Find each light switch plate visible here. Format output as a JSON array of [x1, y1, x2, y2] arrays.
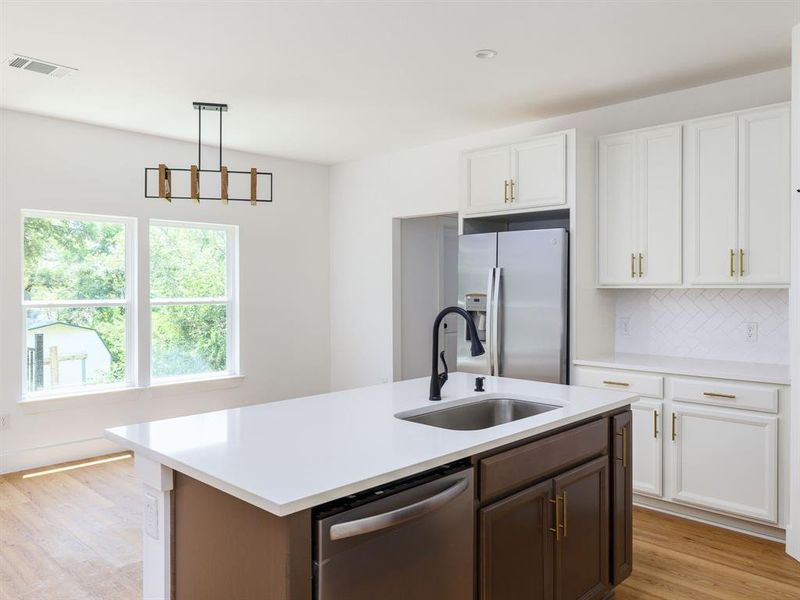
[[144, 492, 159, 540]]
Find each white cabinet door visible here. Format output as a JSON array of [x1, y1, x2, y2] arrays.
[[685, 116, 739, 285], [510, 133, 566, 209], [670, 403, 778, 522], [598, 133, 637, 285], [631, 399, 663, 497], [464, 146, 510, 213], [638, 126, 682, 285], [737, 106, 791, 285]]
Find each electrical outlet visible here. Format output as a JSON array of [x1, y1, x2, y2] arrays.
[[0, 414, 9, 431], [619, 317, 632, 337], [144, 492, 159, 540], [744, 322, 758, 343]]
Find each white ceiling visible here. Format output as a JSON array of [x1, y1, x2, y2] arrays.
[[1, 1, 797, 164]]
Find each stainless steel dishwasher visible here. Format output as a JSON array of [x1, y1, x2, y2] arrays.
[[314, 463, 474, 600]]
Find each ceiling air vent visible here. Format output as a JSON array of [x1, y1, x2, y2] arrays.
[[5, 54, 77, 78]]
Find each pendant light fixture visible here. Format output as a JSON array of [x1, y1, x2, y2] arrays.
[[144, 102, 272, 205]]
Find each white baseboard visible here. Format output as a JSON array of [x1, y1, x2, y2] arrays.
[[634, 494, 785, 543], [786, 524, 800, 562], [0, 436, 125, 475]]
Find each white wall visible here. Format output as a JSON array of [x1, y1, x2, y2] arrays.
[[397, 215, 458, 380], [0, 110, 331, 473], [329, 68, 791, 391]]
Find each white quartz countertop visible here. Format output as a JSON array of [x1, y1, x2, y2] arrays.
[[105, 373, 636, 516], [574, 353, 790, 385]]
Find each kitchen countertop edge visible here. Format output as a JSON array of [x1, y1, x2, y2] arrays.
[[574, 354, 790, 386], [105, 376, 636, 517]]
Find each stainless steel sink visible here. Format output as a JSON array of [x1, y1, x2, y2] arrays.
[[398, 397, 559, 431]]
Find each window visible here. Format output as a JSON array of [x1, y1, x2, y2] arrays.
[[22, 211, 134, 396], [20, 211, 239, 401], [149, 221, 237, 381]]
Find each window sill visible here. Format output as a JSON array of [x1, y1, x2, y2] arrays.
[[19, 385, 145, 413], [147, 374, 245, 398], [18, 374, 245, 413]]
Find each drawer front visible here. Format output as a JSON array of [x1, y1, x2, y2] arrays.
[[480, 418, 609, 503], [671, 377, 778, 413], [574, 367, 663, 399]]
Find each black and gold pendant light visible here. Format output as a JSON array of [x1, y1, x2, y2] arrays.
[[144, 102, 272, 205]]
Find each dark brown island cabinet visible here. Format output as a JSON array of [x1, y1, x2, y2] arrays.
[[172, 407, 633, 600]]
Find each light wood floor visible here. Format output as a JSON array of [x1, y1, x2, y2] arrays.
[[1, 455, 799, 600]]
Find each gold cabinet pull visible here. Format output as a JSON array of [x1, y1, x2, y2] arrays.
[[704, 391, 736, 399], [509, 179, 515, 201], [631, 253, 636, 278], [603, 380, 629, 387], [562, 491, 568, 537], [549, 495, 563, 540], [615, 427, 628, 468], [503, 180, 509, 203], [671, 412, 677, 441], [730, 249, 735, 277], [638, 253, 644, 277], [740, 249, 745, 276], [654, 410, 659, 439]]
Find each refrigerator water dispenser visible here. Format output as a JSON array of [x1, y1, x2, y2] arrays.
[[464, 293, 487, 342]]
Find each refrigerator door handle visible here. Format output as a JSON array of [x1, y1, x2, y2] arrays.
[[485, 268, 496, 376], [491, 266, 502, 376]]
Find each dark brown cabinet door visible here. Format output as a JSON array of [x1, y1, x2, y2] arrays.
[[553, 456, 610, 600], [611, 410, 633, 584], [480, 479, 554, 600]]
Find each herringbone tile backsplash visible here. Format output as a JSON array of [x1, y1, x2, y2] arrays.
[[614, 288, 789, 365]]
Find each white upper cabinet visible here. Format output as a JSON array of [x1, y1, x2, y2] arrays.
[[685, 104, 790, 286], [597, 125, 682, 286], [737, 107, 791, 285], [463, 146, 510, 212], [598, 133, 637, 285], [599, 102, 790, 289], [462, 132, 567, 215], [510, 133, 566, 209], [638, 127, 682, 285], [685, 115, 741, 284]]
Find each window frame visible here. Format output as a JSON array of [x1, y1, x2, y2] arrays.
[[148, 219, 239, 384], [20, 209, 138, 399]]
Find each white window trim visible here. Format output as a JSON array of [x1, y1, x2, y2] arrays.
[[148, 219, 239, 384], [20, 209, 138, 400], [18, 212, 240, 403]]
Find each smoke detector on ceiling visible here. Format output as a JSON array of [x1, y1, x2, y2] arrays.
[[6, 54, 77, 78]]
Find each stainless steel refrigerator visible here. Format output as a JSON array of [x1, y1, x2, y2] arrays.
[[457, 228, 568, 383]]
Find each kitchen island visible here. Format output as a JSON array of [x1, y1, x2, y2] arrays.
[[106, 372, 637, 600]]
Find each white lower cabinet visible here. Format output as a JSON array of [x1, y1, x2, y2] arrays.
[[631, 400, 662, 497], [670, 403, 778, 523], [574, 365, 784, 528]]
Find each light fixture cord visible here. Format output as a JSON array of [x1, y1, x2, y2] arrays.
[[198, 106, 202, 170]]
